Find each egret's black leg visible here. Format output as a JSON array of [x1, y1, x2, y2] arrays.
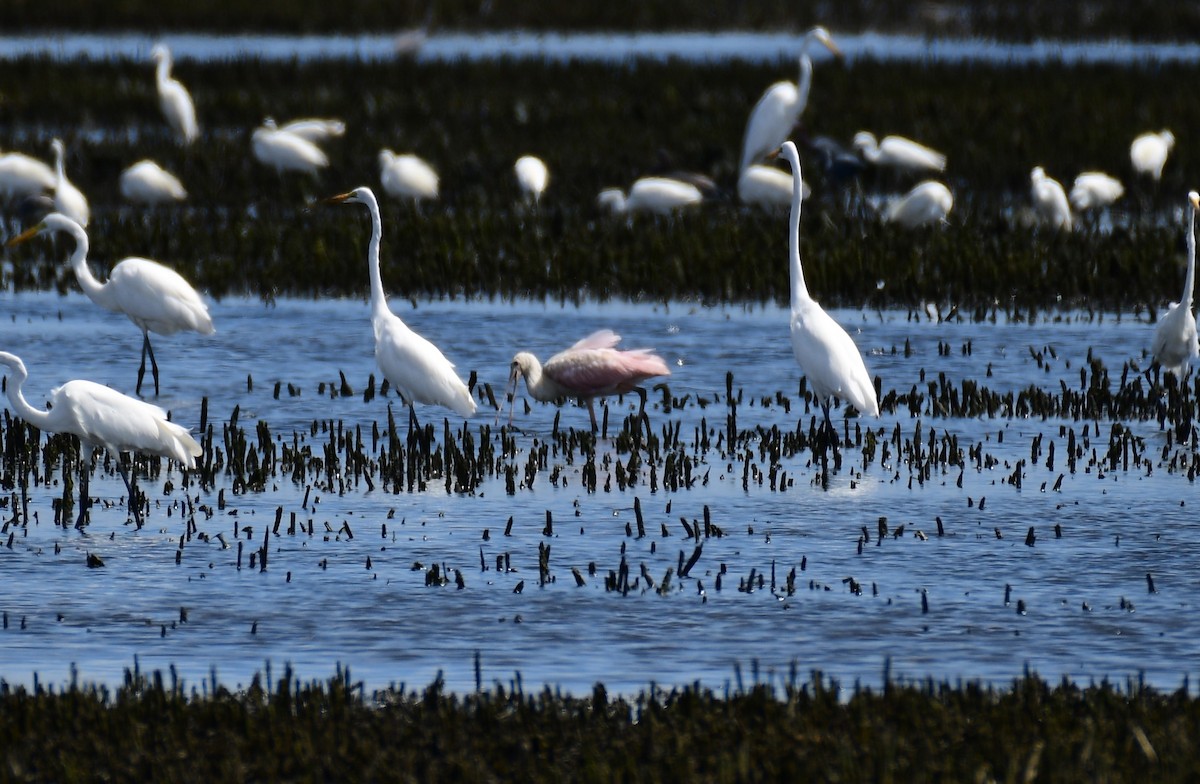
[[75, 466, 91, 529], [117, 456, 144, 529], [146, 334, 160, 396]]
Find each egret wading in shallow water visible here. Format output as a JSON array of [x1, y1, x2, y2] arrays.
[[50, 139, 89, 227], [514, 155, 549, 205], [119, 159, 187, 205], [853, 132, 946, 177], [7, 214, 214, 396], [0, 352, 201, 528], [324, 187, 476, 429], [778, 141, 879, 439], [379, 150, 439, 203], [151, 44, 198, 145], [1151, 191, 1200, 377], [739, 27, 840, 172], [252, 122, 329, 176], [1131, 130, 1174, 182], [272, 117, 346, 145], [884, 181, 953, 228], [1069, 172, 1124, 212], [507, 330, 670, 433]]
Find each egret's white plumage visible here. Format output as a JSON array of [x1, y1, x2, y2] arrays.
[[1151, 191, 1200, 377], [326, 186, 475, 422], [50, 138, 89, 227], [597, 177, 703, 215], [151, 44, 198, 144], [737, 164, 809, 208], [119, 160, 187, 204], [1069, 171, 1125, 211], [379, 150, 439, 202], [0, 148, 55, 203], [252, 124, 328, 175], [885, 181, 954, 228], [514, 155, 549, 204], [779, 141, 879, 424], [0, 351, 201, 527], [853, 132, 946, 175], [507, 330, 670, 431], [739, 27, 840, 172], [1030, 166, 1072, 231], [8, 214, 214, 396], [1131, 130, 1174, 181], [275, 118, 346, 144]]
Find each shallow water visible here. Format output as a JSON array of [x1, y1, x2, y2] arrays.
[[0, 290, 1193, 695], [2, 31, 1200, 65]]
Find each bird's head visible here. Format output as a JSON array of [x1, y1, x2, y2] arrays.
[[150, 43, 170, 63], [323, 187, 375, 207], [50, 138, 64, 157], [1190, 191, 1199, 210], [378, 149, 396, 169], [805, 27, 842, 59], [6, 213, 81, 248]]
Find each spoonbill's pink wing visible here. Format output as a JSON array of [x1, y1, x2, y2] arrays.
[[546, 347, 670, 396], [566, 329, 622, 352]]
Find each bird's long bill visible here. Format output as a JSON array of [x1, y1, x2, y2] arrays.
[[321, 191, 354, 206], [503, 365, 521, 426], [5, 223, 45, 248]]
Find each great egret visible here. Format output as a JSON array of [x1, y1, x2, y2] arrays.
[[0, 351, 201, 528], [885, 181, 953, 228], [0, 148, 55, 203], [737, 163, 809, 208], [119, 159, 187, 204], [739, 27, 841, 172], [1069, 172, 1125, 211], [1030, 166, 1072, 231], [50, 138, 89, 227], [1151, 191, 1200, 377], [779, 141, 879, 432], [1131, 130, 1174, 181], [378, 150, 439, 203], [274, 118, 346, 145], [853, 132, 947, 175], [8, 214, 214, 396], [325, 187, 476, 426], [151, 44, 198, 145], [252, 123, 328, 175], [597, 177, 703, 215], [507, 330, 670, 432], [514, 155, 549, 204]]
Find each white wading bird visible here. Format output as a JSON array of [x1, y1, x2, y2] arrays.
[[0, 351, 201, 528], [50, 138, 89, 227], [151, 44, 198, 144], [1151, 191, 1200, 377], [324, 187, 476, 428], [8, 214, 214, 396], [379, 149, 439, 202], [119, 160, 187, 205], [778, 141, 879, 433]]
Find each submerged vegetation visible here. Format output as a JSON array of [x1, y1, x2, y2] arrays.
[[1, 57, 1198, 310], [1, 665, 1198, 782]]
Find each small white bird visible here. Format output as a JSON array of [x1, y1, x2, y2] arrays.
[[1131, 130, 1174, 182], [252, 123, 328, 175], [1069, 172, 1125, 212], [119, 160, 187, 205], [0, 351, 202, 528], [325, 187, 475, 426], [50, 139, 89, 227], [597, 177, 703, 216], [1030, 166, 1072, 231], [0, 148, 55, 204], [274, 118, 346, 145], [737, 164, 809, 208], [739, 27, 841, 172], [379, 150, 439, 202], [779, 141, 879, 430], [853, 132, 946, 175], [514, 155, 549, 204], [151, 44, 198, 145], [1151, 191, 1200, 377], [507, 330, 671, 432], [8, 214, 215, 396], [885, 181, 954, 228]]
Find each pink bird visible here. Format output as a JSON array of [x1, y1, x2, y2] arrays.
[[507, 330, 671, 431]]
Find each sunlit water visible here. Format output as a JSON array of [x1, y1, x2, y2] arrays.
[[2, 31, 1199, 65], [0, 290, 1193, 696]]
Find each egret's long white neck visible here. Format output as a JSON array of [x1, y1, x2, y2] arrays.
[[155, 54, 172, 87], [360, 191, 390, 320], [54, 218, 114, 311], [0, 354, 51, 431], [781, 145, 811, 309], [795, 56, 813, 117], [52, 143, 66, 183], [1185, 199, 1197, 307]]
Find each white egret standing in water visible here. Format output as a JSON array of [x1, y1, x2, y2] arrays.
[[1131, 130, 1174, 182], [597, 177, 703, 215], [885, 181, 953, 228], [1152, 191, 1200, 377], [514, 155, 549, 204], [151, 44, 198, 144], [0, 351, 201, 528], [119, 160, 187, 205], [379, 150, 440, 203], [50, 138, 89, 227], [7, 214, 214, 396]]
